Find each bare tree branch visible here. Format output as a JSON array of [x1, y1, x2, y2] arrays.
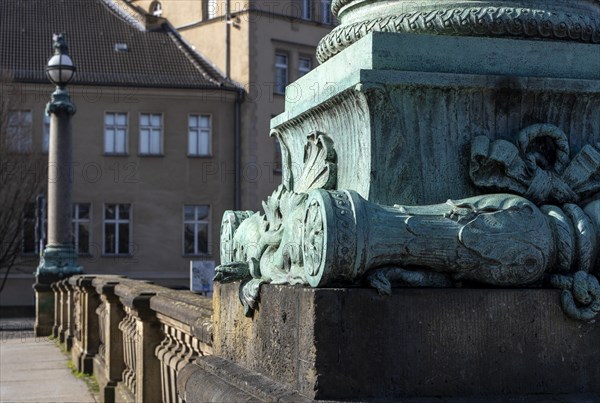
[[0, 71, 47, 292]]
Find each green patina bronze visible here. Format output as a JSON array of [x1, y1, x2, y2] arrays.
[[216, 0, 600, 320]]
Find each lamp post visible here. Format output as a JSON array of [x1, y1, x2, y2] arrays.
[[34, 33, 82, 337]]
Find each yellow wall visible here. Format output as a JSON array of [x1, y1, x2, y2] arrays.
[[1, 83, 237, 306]]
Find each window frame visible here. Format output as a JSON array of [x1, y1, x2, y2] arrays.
[[321, 0, 332, 24], [139, 112, 164, 156], [298, 55, 312, 77], [301, 0, 312, 20], [274, 52, 289, 95], [21, 203, 38, 255], [187, 113, 212, 157], [103, 111, 129, 155], [72, 203, 92, 256], [182, 205, 211, 256], [7, 109, 33, 153], [103, 203, 132, 256], [207, 0, 217, 19]]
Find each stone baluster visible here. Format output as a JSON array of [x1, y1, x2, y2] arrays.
[[92, 276, 126, 403], [64, 278, 76, 350], [69, 275, 83, 360], [115, 282, 165, 403], [118, 310, 137, 400], [51, 281, 61, 338], [57, 279, 73, 346], [68, 275, 100, 374]]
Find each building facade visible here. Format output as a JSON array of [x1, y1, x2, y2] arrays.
[[129, 0, 335, 209], [0, 0, 239, 307]]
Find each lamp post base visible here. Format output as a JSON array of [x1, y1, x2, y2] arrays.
[[34, 245, 82, 336], [36, 245, 82, 278]]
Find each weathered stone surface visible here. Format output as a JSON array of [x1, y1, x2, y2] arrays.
[[150, 290, 213, 346], [179, 356, 311, 403], [272, 32, 600, 207], [214, 282, 600, 400], [92, 276, 126, 403], [33, 272, 63, 336], [151, 290, 214, 403], [114, 280, 165, 403]]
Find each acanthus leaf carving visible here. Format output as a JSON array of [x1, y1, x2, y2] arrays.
[[216, 132, 337, 315], [294, 131, 337, 193]]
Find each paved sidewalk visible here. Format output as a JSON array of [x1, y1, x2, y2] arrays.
[[0, 319, 95, 403]]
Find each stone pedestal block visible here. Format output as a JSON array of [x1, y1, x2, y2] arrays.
[[33, 273, 63, 337], [271, 32, 600, 206], [212, 282, 600, 400]]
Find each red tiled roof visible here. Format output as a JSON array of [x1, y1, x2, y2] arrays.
[[0, 0, 232, 89]]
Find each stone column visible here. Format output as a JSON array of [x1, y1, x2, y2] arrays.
[[34, 34, 82, 337]]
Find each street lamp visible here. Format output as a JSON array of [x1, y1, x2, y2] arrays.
[[46, 38, 76, 88], [35, 33, 82, 337]]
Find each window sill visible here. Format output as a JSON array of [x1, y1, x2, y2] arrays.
[[101, 253, 135, 258], [183, 254, 212, 258], [103, 152, 129, 157], [138, 153, 164, 157], [187, 154, 213, 159]]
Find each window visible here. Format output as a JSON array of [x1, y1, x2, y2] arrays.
[[72, 203, 91, 255], [184, 205, 209, 255], [139, 113, 162, 155], [321, 0, 332, 24], [104, 112, 128, 154], [21, 200, 90, 255], [207, 0, 217, 18], [104, 204, 131, 255], [274, 53, 288, 94], [188, 114, 211, 156], [301, 0, 311, 20], [299, 56, 312, 77], [42, 114, 50, 153], [150, 1, 162, 16], [22, 203, 37, 254], [7, 110, 32, 153], [22, 199, 47, 254]]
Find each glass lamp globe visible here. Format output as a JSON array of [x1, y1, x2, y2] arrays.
[[46, 52, 76, 87]]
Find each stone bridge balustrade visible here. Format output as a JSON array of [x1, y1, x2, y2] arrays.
[[92, 276, 127, 403], [69, 275, 103, 374], [46, 275, 217, 402], [150, 291, 213, 403], [51, 281, 61, 338], [57, 279, 75, 348], [114, 281, 170, 403]]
